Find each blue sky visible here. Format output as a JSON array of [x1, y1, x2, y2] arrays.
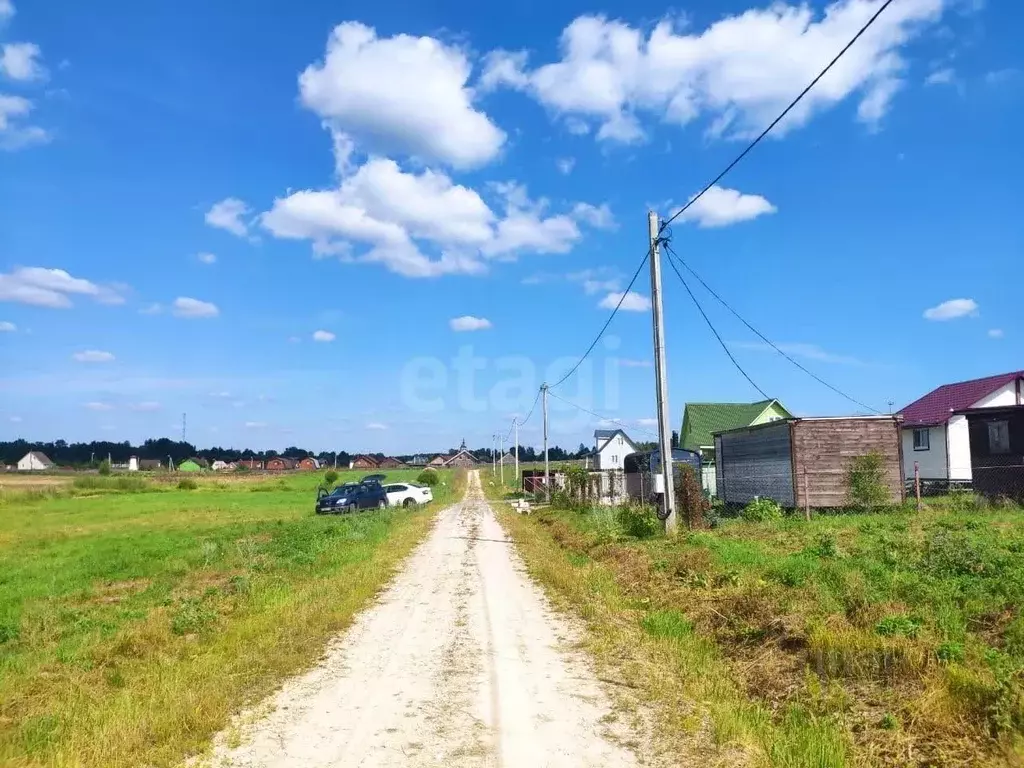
[[0, 0, 1020, 454]]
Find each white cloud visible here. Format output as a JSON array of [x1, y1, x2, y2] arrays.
[[925, 67, 955, 86], [730, 340, 865, 365], [0, 320, 14, 331], [568, 267, 620, 295], [450, 315, 492, 331], [197, 252, 217, 265], [675, 185, 777, 228], [287, 335, 301, 343], [615, 358, 652, 367], [72, 350, 115, 363], [205, 198, 251, 237], [366, 422, 388, 430], [172, 297, 219, 318], [636, 417, 659, 427], [312, 329, 336, 342], [9, 415, 21, 423], [0, 94, 49, 151], [139, 302, 163, 315], [244, 421, 267, 429], [0, 266, 120, 308], [556, 157, 575, 174], [299, 22, 505, 169], [1, 42, 45, 81], [923, 298, 978, 321], [571, 202, 617, 229], [985, 68, 1020, 86], [0, 0, 13, 22], [262, 160, 587, 277], [599, 290, 650, 312], [129, 401, 162, 412], [84, 401, 113, 411], [988, 328, 1004, 339], [483, 2, 946, 143]]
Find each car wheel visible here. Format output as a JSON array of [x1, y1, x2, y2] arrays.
[[377, 499, 387, 509], [403, 498, 415, 507]]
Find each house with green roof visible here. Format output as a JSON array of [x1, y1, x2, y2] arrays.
[[681, 399, 792, 464]]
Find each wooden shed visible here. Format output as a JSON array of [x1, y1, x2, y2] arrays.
[[714, 416, 904, 508]]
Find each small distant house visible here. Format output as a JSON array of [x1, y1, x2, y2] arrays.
[[350, 455, 380, 470], [498, 452, 516, 465], [407, 455, 430, 466], [298, 457, 320, 471], [427, 455, 447, 467], [715, 416, 904, 509], [237, 459, 263, 470], [266, 457, 298, 471], [898, 371, 1024, 483], [592, 429, 638, 471], [17, 451, 54, 471], [177, 459, 204, 473], [211, 460, 236, 471], [377, 457, 406, 469], [139, 459, 162, 471], [955, 405, 1024, 500], [445, 450, 480, 468]]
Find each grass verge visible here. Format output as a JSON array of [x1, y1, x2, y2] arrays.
[[489, 477, 1024, 766], [0, 468, 463, 767]]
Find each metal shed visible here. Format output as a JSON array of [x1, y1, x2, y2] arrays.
[[714, 416, 905, 508]]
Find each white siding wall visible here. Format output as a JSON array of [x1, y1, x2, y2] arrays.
[[902, 425, 948, 479], [974, 381, 1020, 408], [947, 415, 972, 480], [596, 435, 630, 471]]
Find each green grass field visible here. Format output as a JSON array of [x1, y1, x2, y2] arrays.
[[490, 477, 1024, 767], [0, 468, 460, 767]]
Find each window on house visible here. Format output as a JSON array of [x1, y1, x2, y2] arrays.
[[617, 436, 623, 446], [611, 454, 618, 464], [913, 429, 930, 451], [988, 420, 1011, 454]]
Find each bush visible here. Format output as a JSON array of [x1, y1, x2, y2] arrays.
[[98, 460, 111, 476], [177, 478, 198, 491], [417, 469, 439, 486], [847, 452, 889, 511], [324, 470, 339, 485], [742, 497, 783, 522], [675, 464, 709, 529], [616, 503, 660, 539]]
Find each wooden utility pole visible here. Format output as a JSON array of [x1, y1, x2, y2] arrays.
[[513, 417, 519, 492], [648, 211, 677, 531], [499, 434, 505, 486], [542, 383, 550, 503]]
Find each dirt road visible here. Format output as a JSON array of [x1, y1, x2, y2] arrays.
[[207, 470, 643, 767]]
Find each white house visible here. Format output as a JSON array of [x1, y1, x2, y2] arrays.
[[898, 370, 1024, 481], [17, 451, 55, 471], [592, 429, 638, 471]]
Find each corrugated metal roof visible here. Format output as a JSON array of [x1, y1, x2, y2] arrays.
[[681, 400, 780, 451], [899, 371, 1024, 426]]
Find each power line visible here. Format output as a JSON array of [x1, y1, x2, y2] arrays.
[[546, 389, 660, 440], [661, 244, 770, 401], [549, 247, 651, 390], [507, 386, 542, 441], [659, 0, 895, 233], [663, 241, 879, 413]]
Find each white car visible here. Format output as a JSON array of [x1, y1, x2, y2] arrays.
[[384, 482, 434, 507]]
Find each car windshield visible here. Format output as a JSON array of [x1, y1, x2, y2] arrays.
[[330, 485, 357, 497]]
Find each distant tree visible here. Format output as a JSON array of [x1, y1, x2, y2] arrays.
[[671, 430, 679, 449], [98, 459, 111, 476]]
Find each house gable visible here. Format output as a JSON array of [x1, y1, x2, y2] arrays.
[[899, 371, 1024, 427], [681, 400, 791, 454]]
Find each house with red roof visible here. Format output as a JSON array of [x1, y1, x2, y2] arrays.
[[898, 370, 1024, 482]]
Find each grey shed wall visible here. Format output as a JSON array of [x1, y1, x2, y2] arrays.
[[715, 422, 795, 507]]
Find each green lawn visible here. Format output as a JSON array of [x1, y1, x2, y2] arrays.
[[494, 481, 1024, 767], [0, 468, 460, 767]]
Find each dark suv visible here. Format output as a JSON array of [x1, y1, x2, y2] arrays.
[[315, 480, 389, 514]]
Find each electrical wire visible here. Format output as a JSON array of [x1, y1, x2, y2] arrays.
[[662, 244, 771, 401], [659, 0, 895, 233], [549, 247, 651, 390], [506, 386, 542, 441], [663, 241, 880, 414], [546, 389, 660, 440]]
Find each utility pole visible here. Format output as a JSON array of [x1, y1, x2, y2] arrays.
[[649, 211, 677, 531], [499, 434, 504, 485], [513, 417, 519, 493], [492, 434, 496, 476], [542, 383, 550, 503]]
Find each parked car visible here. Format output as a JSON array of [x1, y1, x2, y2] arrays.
[[384, 482, 433, 507], [315, 481, 388, 514]]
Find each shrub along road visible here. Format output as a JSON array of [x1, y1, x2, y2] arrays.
[[206, 469, 653, 767]]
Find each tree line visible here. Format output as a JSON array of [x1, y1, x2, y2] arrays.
[[0, 438, 642, 468]]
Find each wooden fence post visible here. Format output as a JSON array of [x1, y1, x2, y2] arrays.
[[914, 461, 922, 512], [803, 467, 811, 521]]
